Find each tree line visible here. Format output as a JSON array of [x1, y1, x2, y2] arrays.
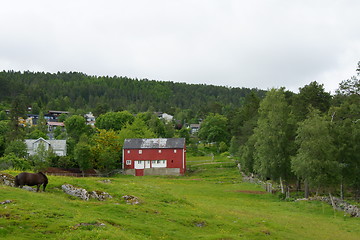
[[0, 70, 265, 118]]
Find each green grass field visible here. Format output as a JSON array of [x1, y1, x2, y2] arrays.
[[1, 155, 359, 240]]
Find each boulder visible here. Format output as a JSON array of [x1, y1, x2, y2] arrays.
[[122, 195, 140, 205], [90, 191, 113, 201], [0, 200, 12, 205]]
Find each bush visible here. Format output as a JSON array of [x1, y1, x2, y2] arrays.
[[218, 141, 228, 153], [0, 153, 31, 170]]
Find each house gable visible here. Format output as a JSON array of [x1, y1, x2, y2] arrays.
[[25, 138, 67, 156]]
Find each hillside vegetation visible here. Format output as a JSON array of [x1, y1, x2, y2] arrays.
[[1, 64, 359, 202], [0, 71, 265, 114], [1, 156, 359, 240]]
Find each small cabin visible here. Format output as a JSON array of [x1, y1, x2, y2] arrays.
[[122, 138, 186, 176]]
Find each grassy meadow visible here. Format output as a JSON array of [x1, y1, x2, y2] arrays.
[[1, 155, 360, 240]]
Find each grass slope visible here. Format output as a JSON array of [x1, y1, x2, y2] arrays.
[[1, 156, 359, 240]]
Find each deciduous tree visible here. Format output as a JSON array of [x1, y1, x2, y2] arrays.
[[198, 113, 229, 145], [95, 111, 134, 131], [253, 88, 295, 186], [291, 109, 339, 197]]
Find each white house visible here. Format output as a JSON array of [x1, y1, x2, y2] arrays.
[[25, 138, 67, 156], [160, 113, 173, 122], [84, 112, 96, 126]]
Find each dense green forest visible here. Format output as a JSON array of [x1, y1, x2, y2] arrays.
[[0, 70, 265, 117], [0, 62, 359, 200]]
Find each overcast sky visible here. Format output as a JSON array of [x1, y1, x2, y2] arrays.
[[1, 0, 359, 93]]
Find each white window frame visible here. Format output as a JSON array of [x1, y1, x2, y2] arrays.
[[139, 150, 142, 154], [174, 149, 177, 153], [134, 160, 144, 169], [126, 160, 131, 165], [152, 160, 167, 168]]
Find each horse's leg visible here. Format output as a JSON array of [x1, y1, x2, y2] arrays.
[[36, 184, 40, 192], [43, 183, 47, 192]]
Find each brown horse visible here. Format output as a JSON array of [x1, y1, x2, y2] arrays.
[[14, 172, 48, 192]]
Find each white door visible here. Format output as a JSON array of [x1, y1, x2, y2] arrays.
[[134, 160, 144, 169]]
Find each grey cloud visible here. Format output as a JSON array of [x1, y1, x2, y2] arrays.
[[1, 0, 359, 93]]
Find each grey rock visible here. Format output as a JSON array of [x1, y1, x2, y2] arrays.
[[62, 184, 90, 201], [62, 184, 112, 201]]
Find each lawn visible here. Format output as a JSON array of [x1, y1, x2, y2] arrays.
[[0, 155, 359, 239]]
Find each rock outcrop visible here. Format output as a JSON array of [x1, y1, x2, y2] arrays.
[[0, 173, 15, 187], [61, 184, 112, 201]]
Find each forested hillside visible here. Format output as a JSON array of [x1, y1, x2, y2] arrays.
[[0, 63, 359, 201], [0, 71, 265, 115]]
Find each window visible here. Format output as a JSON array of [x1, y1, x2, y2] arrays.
[[152, 160, 167, 168], [126, 160, 131, 165], [139, 150, 142, 154], [174, 149, 177, 153], [158, 150, 162, 153], [127, 150, 130, 154]]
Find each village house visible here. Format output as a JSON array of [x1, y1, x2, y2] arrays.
[[122, 138, 186, 176], [155, 112, 174, 122], [47, 121, 65, 132], [84, 112, 96, 126], [25, 137, 67, 156], [189, 123, 201, 134]]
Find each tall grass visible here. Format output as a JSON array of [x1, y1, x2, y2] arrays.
[[0, 156, 359, 239]]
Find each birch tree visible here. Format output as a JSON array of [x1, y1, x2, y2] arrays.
[[291, 109, 339, 198], [253, 88, 295, 189]]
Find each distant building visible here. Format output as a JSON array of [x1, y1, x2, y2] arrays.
[[84, 112, 96, 126], [48, 110, 70, 116], [122, 138, 186, 176], [26, 114, 39, 127], [189, 124, 201, 134], [47, 122, 65, 132], [155, 112, 174, 122], [25, 138, 67, 156], [160, 113, 173, 122]]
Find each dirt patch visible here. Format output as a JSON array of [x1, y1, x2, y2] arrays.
[[0, 213, 11, 219], [73, 222, 106, 229], [228, 190, 267, 194]]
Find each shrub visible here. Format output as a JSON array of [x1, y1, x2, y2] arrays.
[[0, 153, 32, 170]]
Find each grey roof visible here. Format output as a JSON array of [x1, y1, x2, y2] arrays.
[[123, 138, 185, 149]]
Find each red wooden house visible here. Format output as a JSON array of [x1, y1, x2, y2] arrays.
[[122, 138, 186, 176]]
